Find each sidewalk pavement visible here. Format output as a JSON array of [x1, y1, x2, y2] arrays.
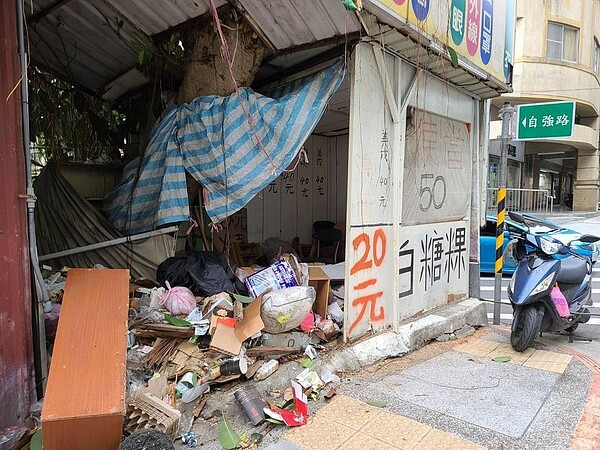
[[265, 324, 600, 450], [184, 298, 600, 449]]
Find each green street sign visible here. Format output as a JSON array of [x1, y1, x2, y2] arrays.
[[516, 101, 575, 140]]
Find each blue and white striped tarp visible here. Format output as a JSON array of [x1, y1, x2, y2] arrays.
[[105, 60, 345, 235]]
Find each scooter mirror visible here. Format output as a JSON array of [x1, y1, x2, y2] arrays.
[[578, 234, 600, 243], [508, 211, 525, 224]]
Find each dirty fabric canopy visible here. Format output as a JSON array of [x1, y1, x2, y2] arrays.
[[34, 164, 175, 280], [105, 59, 346, 234]]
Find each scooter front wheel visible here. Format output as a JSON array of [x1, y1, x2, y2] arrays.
[[511, 306, 540, 352]]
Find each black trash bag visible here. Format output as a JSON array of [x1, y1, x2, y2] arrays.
[[157, 251, 237, 296], [119, 430, 174, 450]]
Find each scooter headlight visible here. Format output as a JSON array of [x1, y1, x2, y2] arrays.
[[531, 272, 555, 296], [539, 236, 563, 255]]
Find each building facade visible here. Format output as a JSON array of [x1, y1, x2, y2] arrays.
[[491, 0, 600, 211]]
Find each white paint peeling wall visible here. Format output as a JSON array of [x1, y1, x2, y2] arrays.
[[246, 134, 349, 245], [344, 42, 478, 341]]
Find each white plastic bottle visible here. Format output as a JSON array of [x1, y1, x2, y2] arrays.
[[254, 359, 279, 381]]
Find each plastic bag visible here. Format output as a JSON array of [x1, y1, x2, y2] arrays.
[[157, 251, 236, 296], [551, 285, 570, 318], [261, 286, 316, 333], [159, 281, 195, 315]]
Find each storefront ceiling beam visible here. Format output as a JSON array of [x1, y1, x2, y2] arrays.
[[27, 0, 73, 24]]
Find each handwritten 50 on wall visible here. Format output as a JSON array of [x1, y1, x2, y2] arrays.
[[398, 221, 470, 321], [346, 225, 394, 340], [403, 110, 471, 225]]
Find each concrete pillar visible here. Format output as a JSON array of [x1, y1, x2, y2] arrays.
[[573, 149, 600, 211], [532, 155, 541, 189]]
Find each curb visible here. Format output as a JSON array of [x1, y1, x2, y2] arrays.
[[323, 298, 488, 373]]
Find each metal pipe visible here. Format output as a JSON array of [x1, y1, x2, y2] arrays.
[[39, 226, 179, 261], [16, 0, 49, 396], [494, 102, 514, 324]]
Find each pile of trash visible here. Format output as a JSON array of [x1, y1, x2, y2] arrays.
[[124, 250, 345, 447]]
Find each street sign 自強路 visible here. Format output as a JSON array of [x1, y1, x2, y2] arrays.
[[516, 101, 575, 140]]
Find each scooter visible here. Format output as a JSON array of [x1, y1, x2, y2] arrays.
[[506, 212, 600, 352]]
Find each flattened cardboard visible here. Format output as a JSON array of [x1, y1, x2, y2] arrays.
[[210, 323, 242, 356], [308, 266, 330, 318], [210, 297, 265, 356], [235, 297, 265, 341]]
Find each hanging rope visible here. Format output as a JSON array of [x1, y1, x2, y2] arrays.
[[207, 0, 279, 174]]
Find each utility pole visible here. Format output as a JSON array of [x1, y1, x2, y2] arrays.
[[494, 102, 514, 324]]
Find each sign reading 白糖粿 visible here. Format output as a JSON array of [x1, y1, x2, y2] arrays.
[[365, 0, 515, 86]]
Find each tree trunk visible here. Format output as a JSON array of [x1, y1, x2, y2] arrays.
[[176, 9, 265, 103], [177, 8, 266, 239]]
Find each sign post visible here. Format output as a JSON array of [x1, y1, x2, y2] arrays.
[[494, 102, 514, 325], [516, 101, 575, 140]]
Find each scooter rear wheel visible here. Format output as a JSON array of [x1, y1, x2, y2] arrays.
[[511, 306, 540, 352]]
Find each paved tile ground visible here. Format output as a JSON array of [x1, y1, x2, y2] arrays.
[[455, 338, 573, 373], [570, 375, 600, 450], [284, 395, 487, 450]]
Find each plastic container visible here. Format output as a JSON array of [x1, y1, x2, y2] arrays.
[[254, 359, 279, 381], [233, 386, 268, 425]]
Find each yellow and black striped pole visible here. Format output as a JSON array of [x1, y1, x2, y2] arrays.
[[494, 102, 513, 325], [495, 188, 506, 274], [493, 187, 506, 324]]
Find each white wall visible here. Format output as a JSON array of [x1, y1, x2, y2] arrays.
[[246, 134, 349, 245], [344, 42, 477, 340]]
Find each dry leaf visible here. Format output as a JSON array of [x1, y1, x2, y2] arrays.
[[324, 386, 337, 400], [245, 360, 264, 379], [269, 389, 282, 399], [283, 387, 294, 402]]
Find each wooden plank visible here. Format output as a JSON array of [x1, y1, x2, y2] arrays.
[[42, 269, 129, 450]]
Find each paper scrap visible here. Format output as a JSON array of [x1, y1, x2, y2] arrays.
[[264, 381, 307, 427]]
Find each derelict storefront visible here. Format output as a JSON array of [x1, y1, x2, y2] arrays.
[[343, 42, 478, 340], [343, 0, 516, 340]]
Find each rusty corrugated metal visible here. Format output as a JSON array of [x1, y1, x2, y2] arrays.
[[25, 0, 226, 95], [0, 0, 35, 433], [367, 20, 507, 99], [237, 0, 360, 49], [25, 0, 357, 96]]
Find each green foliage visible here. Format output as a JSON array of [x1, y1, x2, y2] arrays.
[[218, 413, 241, 449], [27, 19, 188, 164], [29, 68, 124, 162], [164, 314, 192, 327], [448, 47, 459, 69]]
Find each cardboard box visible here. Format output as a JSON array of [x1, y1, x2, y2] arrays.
[[308, 266, 330, 318], [42, 269, 129, 450]]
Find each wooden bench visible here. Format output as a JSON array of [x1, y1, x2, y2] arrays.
[[42, 269, 129, 450]]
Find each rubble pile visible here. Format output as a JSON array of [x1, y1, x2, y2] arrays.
[[120, 251, 345, 447]]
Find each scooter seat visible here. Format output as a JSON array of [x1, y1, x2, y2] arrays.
[[556, 257, 588, 284]]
